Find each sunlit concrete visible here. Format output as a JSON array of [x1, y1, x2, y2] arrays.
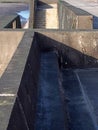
[[63, 0, 98, 17], [0, 31, 24, 77]]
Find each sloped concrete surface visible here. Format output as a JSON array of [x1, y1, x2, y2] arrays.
[[0, 31, 24, 77], [75, 68, 98, 124], [1, 29, 98, 130], [63, 0, 98, 17], [62, 69, 98, 130], [0, 31, 34, 130], [34, 4, 58, 29], [35, 51, 67, 130]]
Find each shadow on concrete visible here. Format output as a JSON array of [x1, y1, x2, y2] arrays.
[[37, 0, 58, 5], [37, 1, 54, 8], [7, 36, 41, 130], [6, 32, 98, 130], [35, 32, 98, 130], [36, 32, 98, 69], [93, 16, 98, 29], [34, 2, 47, 29]]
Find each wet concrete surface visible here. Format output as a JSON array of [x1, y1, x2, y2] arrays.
[[34, 50, 98, 130], [1, 30, 98, 129], [35, 51, 67, 130], [76, 68, 98, 125], [62, 68, 98, 130]]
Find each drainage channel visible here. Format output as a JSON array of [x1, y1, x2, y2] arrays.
[[34, 51, 67, 130]]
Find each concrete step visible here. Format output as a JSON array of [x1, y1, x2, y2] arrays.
[[34, 4, 58, 29]]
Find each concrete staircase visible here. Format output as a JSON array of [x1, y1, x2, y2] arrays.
[[34, 4, 59, 29], [34, 9, 46, 28]]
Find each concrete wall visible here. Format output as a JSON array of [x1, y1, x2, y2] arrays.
[[29, 0, 34, 28], [7, 33, 41, 130], [29, 0, 37, 28], [0, 30, 41, 130], [58, 1, 93, 29], [36, 30, 98, 68], [0, 31, 24, 77], [1, 30, 98, 130], [78, 15, 93, 29]]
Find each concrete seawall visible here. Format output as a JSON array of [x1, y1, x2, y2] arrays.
[[1, 30, 98, 130], [1, 0, 98, 130], [58, 1, 93, 29], [36, 30, 98, 68], [0, 31, 36, 130], [7, 32, 41, 130]]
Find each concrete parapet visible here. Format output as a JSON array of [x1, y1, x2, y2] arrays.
[[29, 0, 38, 28], [58, 1, 93, 29], [36, 30, 98, 67], [1, 30, 98, 129], [0, 30, 34, 130]]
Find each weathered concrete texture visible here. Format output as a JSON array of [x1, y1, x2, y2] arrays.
[[7, 31, 41, 130], [63, 0, 98, 17], [58, 1, 93, 29], [29, 0, 35, 28], [1, 30, 98, 130], [36, 30, 98, 67], [0, 31, 24, 77], [0, 30, 33, 130], [34, 4, 58, 29], [16, 37, 41, 130]]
